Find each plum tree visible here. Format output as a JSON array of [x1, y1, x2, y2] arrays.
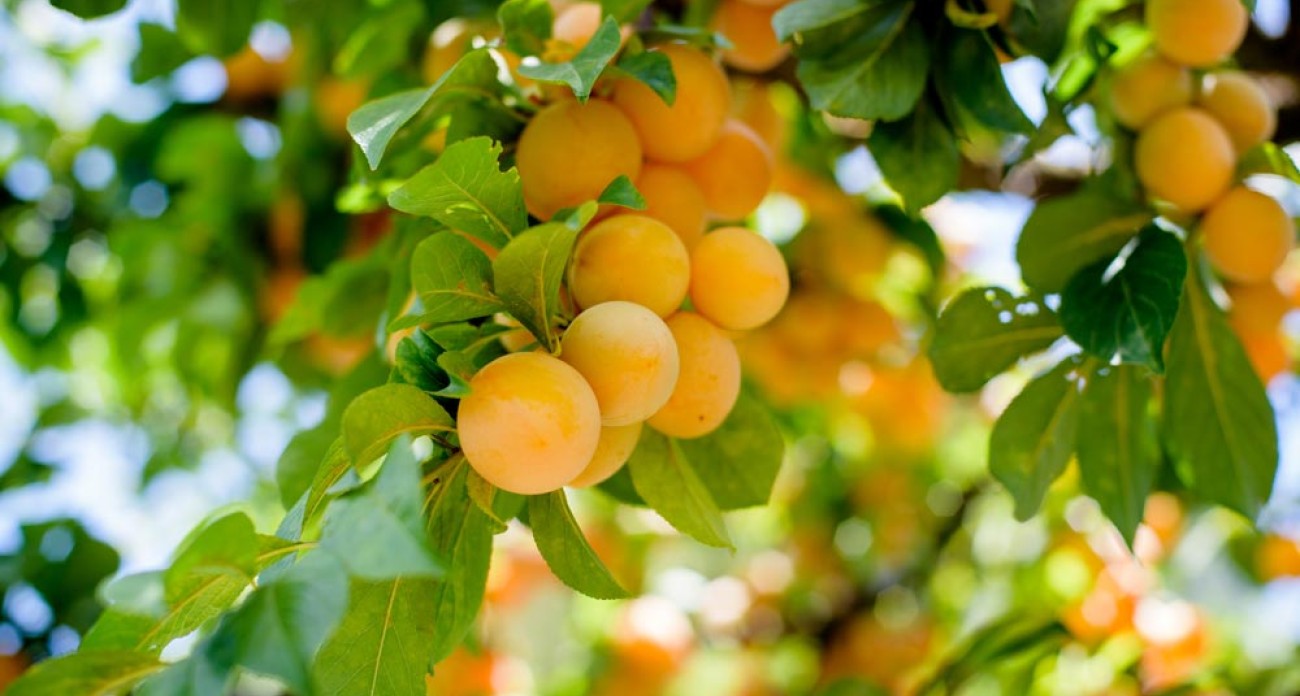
[[569, 214, 691, 317], [634, 164, 708, 250], [1201, 187, 1296, 284], [683, 119, 773, 220], [689, 227, 790, 330], [1108, 53, 1192, 130], [1145, 0, 1247, 67], [458, 353, 602, 495], [1134, 107, 1235, 212], [560, 301, 680, 426], [1198, 71, 1277, 154], [612, 43, 731, 163], [516, 99, 643, 220], [648, 312, 742, 438], [568, 422, 644, 488]]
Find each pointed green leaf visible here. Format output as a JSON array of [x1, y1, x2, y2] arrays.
[[628, 430, 732, 547], [1237, 142, 1300, 184], [1164, 264, 1278, 520], [615, 49, 676, 105], [1016, 189, 1153, 293], [492, 222, 581, 351], [528, 491, 631, 599], [989, 358, 1083, 520], [675, 391, 784, 509], [936, 28, 1032, 135], [5, 650, 163, 696], [389, 137, 527, 249], [597, 175, 647, 211], [313, 578, 438, 696], [425, 459, 498, 661], [1077, 364, 1159, 546], [341, 384, 455, 466], [135, 646, 228, 696], [517, 17, 623, 100], [868, 101, 959, 212], [499, 0, 554, 56], [49, 0, 128, 18], [929, 287, 1062, 393], [410, 232, 503, 323], [1059, 226, 1186, 370]]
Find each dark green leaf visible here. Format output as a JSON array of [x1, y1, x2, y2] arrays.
[[1164, 264, 1278, 519], [321, 438, 443, 579], [410, 232, 502, 323], [1016, 189, 1153, 293], [492, 222, 581, 351], [394, 329, 452, 392], [990, 358, 1083, 520], [499, 0, 554, 56], [1077, 364, 1159, 546], [868, 101, 959, 212], [389, 136, 527, 249], [206, 553, 349, 694], [527, 491, 631, 599], [175, 0, 257, 57], [615, 49, 676, 106], [928, 287, 1062, 393], [49, 0, 128, 18], [676, 391, 784, 509], [313, 578, 438, 695], [597, 175, 647, 210], [341, 384, 455, 466], [936, 28, 1032, 135], [132, 24, 195, 82], [425, 459, 498, 660], [1059, 226, 1186, 370], [628, 431, 732, 547], [4, 651, 163, 696], [517, 17, 623, 100], [596, 466, 647, 506]]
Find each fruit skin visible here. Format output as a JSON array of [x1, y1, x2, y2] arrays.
[[516, 99, 643, 220], [648, 313, 742, 439], [560, 301, 681, 426], [1198, 71, 1277, 154], [1201, 187, 1295, 284], [690, 227, 790, 331], [634, 164, 708, 250], [569, 214, 691, 317], [569, 422, 643, 487], [458, 352, 602, 495], [1146, 0, 1247, 68], [711, 0, 791, 73], [684, 120, 773, 220], [1108, 53, 1193, 130], [1227, 281, 1292, 333], [612, 43, 732, 163], [552, 2, 603, 48], [1134, 107, 1235, 212]]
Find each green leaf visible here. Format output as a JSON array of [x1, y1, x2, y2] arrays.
[[389, 136, 527, 250], [79, 609, 160, 652], [394, 329, 452, 392], [135, 647, 228, 696], [466, 467, 512, 531], [615, 49, 676, 106], [276, 426, 336, 509], [499, 0, 554, 56], [349, 49, 506, 169], [1016, 189, 1153, 293], [333, 2, 424, 78], [4, 650, 163, 696], [1059, 226, 1186, 370], [341, 383, 455, 466], [517, 17, 623, 100], [527, 491, 631, 599], [425, 459, 499, 661], [602, 0, 653, 22], [304, 439, 353, 526], [777, 0, 928, 120], [313, 577, 438, 696], [132, 23, 195, 82], [175, 0, 257, 57], [1238, 142, 1300, 183], [206, 553, 349, 695], [321, 438, 443, 580], [1164, 263, 1278, 520], [597, 175, 647, 210], [49, 0, 128, 18], [676, 391, 784, 509], [492, 222, 581, 351], [628, 431, 732, 547], [596, 466, 647, 506], [1077, 364, 1159, 546], [867, 101, 959, 212], [990, 358, 1084, 520], [935, 28, 1032, 135], [928, 287, 1062, 393], [410, 232, 503, 323]]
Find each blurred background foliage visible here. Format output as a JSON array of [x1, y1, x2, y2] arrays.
[[0, 0, 1299, 694]]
